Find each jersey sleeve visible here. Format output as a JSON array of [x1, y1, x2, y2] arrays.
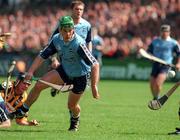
[[173, 42, 180, 57], [85, 27, 92, 44], [39, 40, 57, 59], [147, 42, 154, 54], [77, 43, 98, 66]]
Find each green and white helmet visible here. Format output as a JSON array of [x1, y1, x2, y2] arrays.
[[59, 16, 74, 29]]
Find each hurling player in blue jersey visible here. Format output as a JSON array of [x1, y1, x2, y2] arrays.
[[92, 27, 104, 67], [11, 16, 100, 131], [147, 24, 180, 100], [49, 0, 92, 97], [50, 0, 92, 52]]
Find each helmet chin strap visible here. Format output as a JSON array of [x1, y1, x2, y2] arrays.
[[14, 80, 20, 87]]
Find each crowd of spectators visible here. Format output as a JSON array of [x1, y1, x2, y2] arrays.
[[0, 0, 180, 60]]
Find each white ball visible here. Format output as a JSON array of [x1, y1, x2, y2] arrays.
[[167, 70, 176, 78]]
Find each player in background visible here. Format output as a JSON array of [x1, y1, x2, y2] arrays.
[[92, 27, 104, 68], [50, 0, 92, 51], [147, 24, 180, 100], [0, 73, 39, 128], [49, 0, 92, 97], [0, 32, 11, 51], [11, 16, 100, 131]]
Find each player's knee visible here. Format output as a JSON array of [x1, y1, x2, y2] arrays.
[[67, 103, 75, 110], [5, 119, 11, 127], [68, 102, 77, 110], [0, 119, 11, 128], [67, 103, 80, 112]]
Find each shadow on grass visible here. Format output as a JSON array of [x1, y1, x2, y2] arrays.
[[39, 120, 62, 123], [0, 129, 173, 136], [118, 131, 170, 136], [0, 129, 66, 133]]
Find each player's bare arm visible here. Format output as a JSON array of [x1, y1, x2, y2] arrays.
[[77, 43, 100, 99], [175, 57, 180, 71], [27, 41, 57, 79], [26, 55, 44, 79], [91, 62, 100, 99]]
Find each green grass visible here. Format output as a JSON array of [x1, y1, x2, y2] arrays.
[[0, 78, 180, 140]]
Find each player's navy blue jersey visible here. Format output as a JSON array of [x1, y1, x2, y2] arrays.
[[92, 35, 103, 58], [147, 37, 180, 64], [50, 18, 91, 44], [40, 33, 97, 77]]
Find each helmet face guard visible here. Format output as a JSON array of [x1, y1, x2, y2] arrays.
[[15, 72, 31, 87]]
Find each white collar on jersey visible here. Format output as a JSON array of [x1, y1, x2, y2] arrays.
[[79, 17, 83, 23], [74, 17, 83, 26]]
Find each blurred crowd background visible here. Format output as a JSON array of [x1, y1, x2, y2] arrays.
[[0, 0, 180, 60]]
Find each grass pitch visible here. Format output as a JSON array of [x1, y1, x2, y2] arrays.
[[0, 78, 180, 140]]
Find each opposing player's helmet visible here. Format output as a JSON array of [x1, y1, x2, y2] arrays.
[[59, 16, 74, 29], [15, 72, 31, 87]]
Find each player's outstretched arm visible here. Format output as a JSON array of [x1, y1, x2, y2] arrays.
[[26, 55, 44, 79], [175, 57, 180, 71], [16, 117, 39, 126], [91, 62, 100, 99], [77, 43, 100, 99]]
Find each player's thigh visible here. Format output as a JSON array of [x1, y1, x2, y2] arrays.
[[36, 70, 64, 89], [68, 92, 83, 108]]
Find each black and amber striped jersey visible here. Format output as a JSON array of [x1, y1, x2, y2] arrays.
[[0, 81, 27, 113]]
